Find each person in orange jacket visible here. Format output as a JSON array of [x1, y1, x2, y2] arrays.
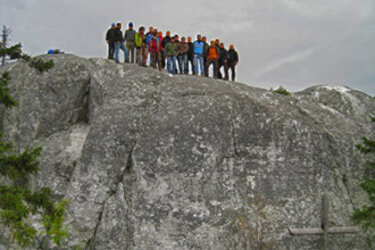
[[205, 40, 219, 78]]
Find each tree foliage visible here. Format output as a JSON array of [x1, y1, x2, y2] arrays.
[[0, 72, 17, 108], [0, 42, 54, 73], [273, 86, 291, 96], [0, 29, 68, 248], [351, 119, 375, 230], [0, 43, 22, 61]]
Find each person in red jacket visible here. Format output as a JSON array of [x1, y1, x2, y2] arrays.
[[158, 31, 164, 53], [148, 29, 162, 71], [205, 40, 219, 78]]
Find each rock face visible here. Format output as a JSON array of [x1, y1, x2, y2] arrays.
[[0, 54, 374, 249]]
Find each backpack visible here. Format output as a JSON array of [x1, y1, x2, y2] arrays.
[[146, 34, 153, 44], [150, 37, 159, 52]]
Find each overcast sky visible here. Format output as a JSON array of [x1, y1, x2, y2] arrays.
[[1, 0, 374, 95]]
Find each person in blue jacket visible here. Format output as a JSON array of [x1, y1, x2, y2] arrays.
[[193, 34, 205, 76]]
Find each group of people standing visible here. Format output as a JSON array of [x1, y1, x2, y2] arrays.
[[106, 22, 239, 81]]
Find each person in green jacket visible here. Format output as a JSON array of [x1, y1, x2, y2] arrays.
[[136, 26, 148, 67], [134, 27, 144, 64], [164, 36, 179, 74]]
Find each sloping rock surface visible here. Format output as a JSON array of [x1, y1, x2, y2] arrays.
[[0, 54, 374, 249]]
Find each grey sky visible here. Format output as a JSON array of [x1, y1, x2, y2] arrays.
[[1, 0, 374, 95]]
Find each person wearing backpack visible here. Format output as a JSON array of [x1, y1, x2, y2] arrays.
[[124, 22, 136, 63], [193, 34, 205, 76], [145, 26, 154, 66], [114, 22, 127, 63], [105, 23, 116, 60], [217, 43, 228, 79], [205, 40, 219, 78], [187, 36, 195, 75], [225, 44, 239, 81], [145, 26, 154, 38], [164, 36, 179, 74], [177, 37, 189, 74], [149, 30, 162, 71]]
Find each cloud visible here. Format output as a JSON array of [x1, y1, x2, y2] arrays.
[[0, 0, 374, 95], [253, 48, 317, 79]]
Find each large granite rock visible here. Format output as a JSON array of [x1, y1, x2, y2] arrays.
[[0, 54, 374, 249]]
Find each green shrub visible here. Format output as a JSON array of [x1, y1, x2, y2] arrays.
[[273, 86, 291, 96]]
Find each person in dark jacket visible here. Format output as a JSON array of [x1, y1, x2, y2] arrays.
[[161, 31, 171, 69], [177, 37, 189, 74], [114, 22, 127, 63], [225, 44, 239, 81], [124, 22, 136, 63], [217, 43, 227, 79], [105, 23, 116, 60], [202, 36, 209, 76], [173, 34, 180, 74], [187, 36, 195, 75], [215, 39, 220, 50]]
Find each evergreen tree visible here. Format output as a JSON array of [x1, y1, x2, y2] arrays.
[[0, 72, 17, 108], [1, 26, 12, 66], [1, 25, 54, 73], [352, 118, 375, 230], [0, 29, 68, 248]]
